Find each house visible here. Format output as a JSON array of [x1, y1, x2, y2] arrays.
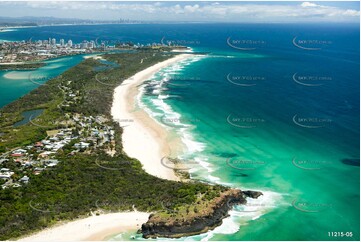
[[0, 169, 13, 180], [44, 144, 54, 150], [95, 116, 107, 124], [13, 149, 27, 154], [42, 140, 51, 145], [11, 153, 23, 157], [0, 168, 10, 173], [57, 132, 65, 137], [14, 158, 23, 163], [52, 143, 65, 151], [45, 159, 59, 167], [22, 162, 32, 167], [49, 137, 59, 142], [64, 137, 72, 142], [34, 142, 44, 147], [33, 167, 44, 175], [46, 163, 56, 168], [74, 142, 90, 149], [91, 129, 99, 136], [19, 176, 30, 184], [38, 151, 55, 159], [0, 174, 11, 180]]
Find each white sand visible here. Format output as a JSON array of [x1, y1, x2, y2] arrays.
[[17, 54, 194, 241], [0, 62, 26, 65], [18, 212, 150, 241], [3, 71, 32, 80], [111, 54, 194, 181], [83, 55, 104, 60]]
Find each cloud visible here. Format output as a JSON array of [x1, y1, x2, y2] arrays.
[[184, 4, 200, 14], [342, 9, 360, 17], [0, 1, 359, 22], [301, 2, 320, 8]]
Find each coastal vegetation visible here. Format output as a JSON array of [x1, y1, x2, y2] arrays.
[[0, 50, 240, 240], [0, 62, 45, 70]]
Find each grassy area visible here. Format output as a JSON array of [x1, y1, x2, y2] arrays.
[[0, 50, 228, 240]]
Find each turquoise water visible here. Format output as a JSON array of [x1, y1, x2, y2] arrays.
[[0, 54, 88, 108], [1, 24, 359, 241], [134, 25, 359, 240]]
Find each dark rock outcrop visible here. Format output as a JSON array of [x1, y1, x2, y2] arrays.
[[140, 189, 263, 239], [242, 190, 263, 199]]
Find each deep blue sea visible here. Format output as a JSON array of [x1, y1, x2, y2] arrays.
[[1, 23, 359, 241]]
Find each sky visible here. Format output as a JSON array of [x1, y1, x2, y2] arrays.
[[0, 1, 359, 23]]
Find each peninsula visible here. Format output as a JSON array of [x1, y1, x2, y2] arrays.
[[0, 49, 262, 240]]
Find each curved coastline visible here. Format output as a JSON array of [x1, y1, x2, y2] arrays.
[[111, 53, 196, 181], [17, 52, 266, 241], [17, 53, 200, 241]]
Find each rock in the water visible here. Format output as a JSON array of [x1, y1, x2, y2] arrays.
[[242, 190, 263, 199]]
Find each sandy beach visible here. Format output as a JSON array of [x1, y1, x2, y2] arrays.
[[18, 212, 150, 241], [111, 53, 194, 181], [17, 53, 194, 241], [83, 54, 105, 60]]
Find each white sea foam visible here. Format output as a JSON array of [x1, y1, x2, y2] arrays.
[[137, 54, 285, 239], [208, 54, 236, 59], [180, 132, 205, 153], [182, 191, 285, 241], [0, 28, 16, 33], [158, 94, 170, 99], [148, 55, 218, 180], [184, 210, 242, 241], [134, 53, 286, 241], [137, 55, 214, 179], [171, 47, 194, 53], [234, 191, 282, 220]]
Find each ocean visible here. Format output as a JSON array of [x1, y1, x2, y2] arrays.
[[0, 23, 359, 241]]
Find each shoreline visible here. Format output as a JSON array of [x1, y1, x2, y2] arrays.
[[10, 52, 268, 241], [17, 53, 198, 241], [4, 48, 273, 242], [17, 212, 150, 241], [111, 53, 195, 181]]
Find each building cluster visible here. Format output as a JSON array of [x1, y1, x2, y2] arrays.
[[0, 37, 108, 63], [0, 36, 187, 63], [33, 37, 97, 49], [1, 76, 116, 190], [0, 113, 116, 189]]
